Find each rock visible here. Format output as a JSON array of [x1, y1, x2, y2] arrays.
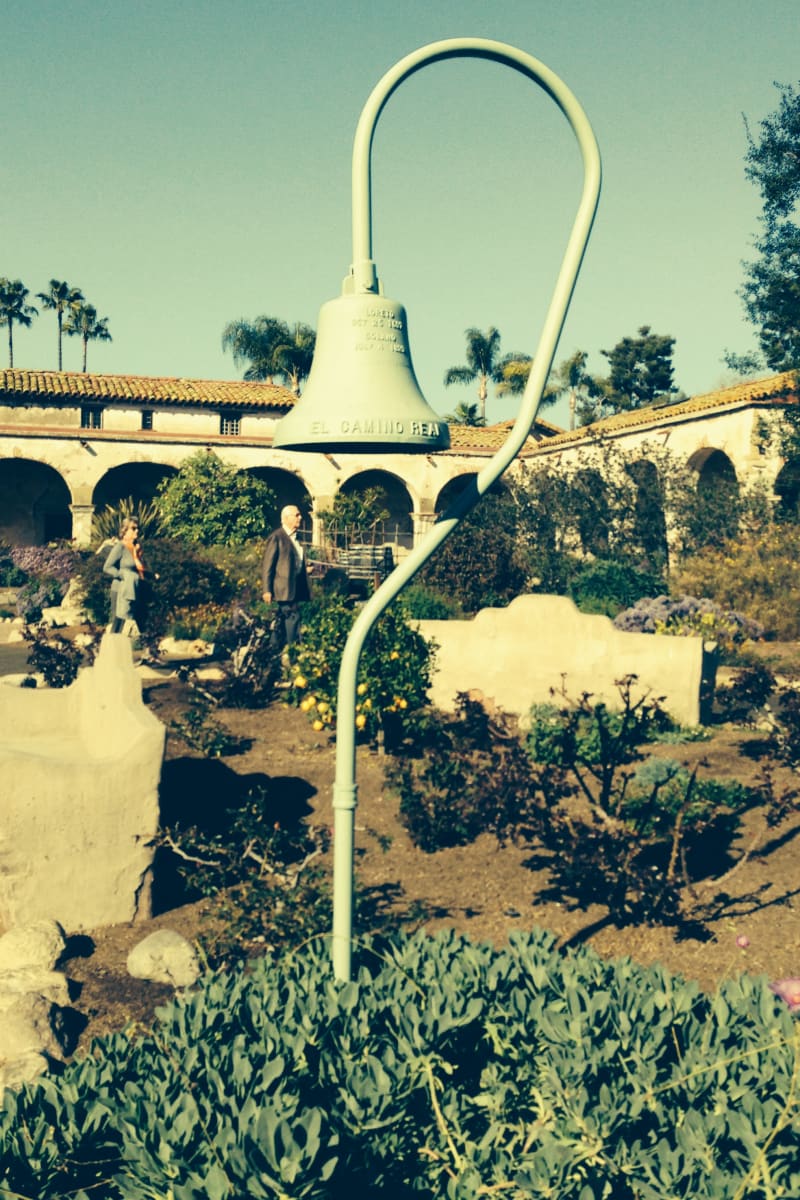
[[157, 637, 215, 661], [0, 920, 75, 1091], [0, 992, 65, 1061], [0, 1051, 49, 1092], [0, 919, 66, 971], [127, 929, 201, 987], [193, 666, 227, 682], [0, 968, 71, 1007]]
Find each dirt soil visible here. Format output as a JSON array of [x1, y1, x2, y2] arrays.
[[61, 665, 800, 1060]]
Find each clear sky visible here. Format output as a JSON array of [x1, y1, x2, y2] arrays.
[[3, 0, 798, 426]]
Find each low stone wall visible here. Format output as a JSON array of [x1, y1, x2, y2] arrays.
[[418, 595, 715, 728], [0, 633, 166, 931]]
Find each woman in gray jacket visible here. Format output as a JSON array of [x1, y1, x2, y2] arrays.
[[103, 517, 146, 633]]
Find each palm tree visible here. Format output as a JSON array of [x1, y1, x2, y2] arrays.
[[495, 354, 533, 398], [495, 354, 561, 411], [446, 400, 487, 426], [221, 316, 291, 382], [64, 302, 112, 371], [547, 350, 602, 430], [36, 279, 85, 370], [443, 326, 505, 423], [0, 278, 38, 368], [272, 321, 316, 395]]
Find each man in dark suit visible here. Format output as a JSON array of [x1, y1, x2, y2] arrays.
[[261, 504, 310, 648]]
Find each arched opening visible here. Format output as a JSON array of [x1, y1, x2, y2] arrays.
[[93, 462, 178, 512], [626, 458, 668, 570], [572, 467, 610, 557], [687, 448, 740, 547], [244, 467, 313, 529], [337, 470, 414, 549], [435, 473, 478, 515], [775, 459, 800, 522], [0, 459, 72, 545]]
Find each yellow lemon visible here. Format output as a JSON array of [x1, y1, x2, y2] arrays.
[[312, 719, 324, 731], [355, 713, 367, 730], [397, 697, 408, 709], [293, 675, 307, 689], [357, 682, 368, 695], [389, 650, 400, 660]]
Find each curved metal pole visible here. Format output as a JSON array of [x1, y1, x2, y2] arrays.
[[332, 39, 601, 980]]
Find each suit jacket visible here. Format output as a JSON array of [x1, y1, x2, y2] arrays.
[[261, 527, 310, 603]]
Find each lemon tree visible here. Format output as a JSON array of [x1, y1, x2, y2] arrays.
[[287, 594, 434, 741]]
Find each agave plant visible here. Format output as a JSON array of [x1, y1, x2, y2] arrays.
[[91, 497, 162, 548]]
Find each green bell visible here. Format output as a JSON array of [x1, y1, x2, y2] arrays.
[[272, 286, 450, 453]]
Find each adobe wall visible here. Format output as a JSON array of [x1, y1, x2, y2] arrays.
[[0, 635, 165, 931], [418, 595, 715, 727]]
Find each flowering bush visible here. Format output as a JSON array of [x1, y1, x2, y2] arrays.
[[5, 543, 81, 621], [675, 526, 800, 640], [9, 544, 78, 586], [614, 593, 764, 654], [167, 601, 230, 641], [287, 594, 434, 744], [15, 578, 66, 622]]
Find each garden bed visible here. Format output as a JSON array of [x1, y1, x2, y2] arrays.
[[59, 671, 800, 1058]]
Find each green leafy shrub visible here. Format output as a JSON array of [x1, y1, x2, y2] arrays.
[[399, 582, 462, 620], [167, 601, 230, 641], [526, 689, 669, 770], [418, 492, 527, 613], [317, 485, 390, 547], [74, 539, 235, 638], [386, 694, 537, 852], [2, 929, 800, 1199], [202, 540, 265, 608], [569, 558, 664, 616], [155, 450, 277, 547], [0, 540, 27, 587], [287, 594, 434, 744], [521, 680, 793, 924]]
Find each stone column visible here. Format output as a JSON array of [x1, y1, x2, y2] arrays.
[[69, 504, 95, 548], [412, 510, 437, 548]]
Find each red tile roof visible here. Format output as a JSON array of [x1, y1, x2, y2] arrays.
[[532, 371, 799, 449], [0, 368, 296, 411], [445, 372, 798, 454], [446, 417, 562, 453]]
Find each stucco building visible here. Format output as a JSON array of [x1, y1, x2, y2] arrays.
[[0, 366, 796, 550]]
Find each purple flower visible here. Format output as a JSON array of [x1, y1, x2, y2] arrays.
[[735, 934, 750, 949], [769, 977, 800, 1012]]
